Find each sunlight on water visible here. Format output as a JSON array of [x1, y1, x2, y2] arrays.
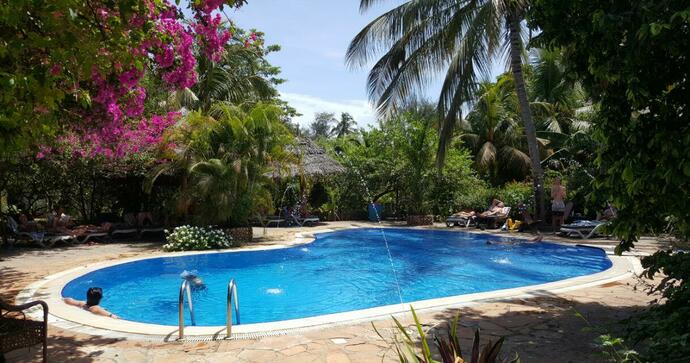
[[266, 288, 283, 295], [491, 257, 512, 265]]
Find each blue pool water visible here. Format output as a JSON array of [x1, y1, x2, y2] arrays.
[[62, 228, 611, 326]]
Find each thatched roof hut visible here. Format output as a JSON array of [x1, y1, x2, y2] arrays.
[[270, 137, 345, 178]]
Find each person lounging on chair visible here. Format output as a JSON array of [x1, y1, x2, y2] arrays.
[[475, 199, 511, 229], [6, 216, 74, 248], [445, 210, 476, 228]]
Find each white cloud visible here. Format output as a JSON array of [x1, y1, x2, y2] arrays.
[[280, 92, 377, 129]]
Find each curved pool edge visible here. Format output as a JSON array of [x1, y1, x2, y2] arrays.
[[17, 230, 643, 342]]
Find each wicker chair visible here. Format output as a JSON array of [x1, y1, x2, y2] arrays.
[[0, 299, 48, 363]]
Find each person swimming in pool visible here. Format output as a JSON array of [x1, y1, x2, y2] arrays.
[[486, 235, 543, 245], [63, 287, 119, 319], [180, 270, 206, 290]]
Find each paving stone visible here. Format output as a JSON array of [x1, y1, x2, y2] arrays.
[[236, 348, 282, 362], [280, 344, 307, 356], [326, 352, 351, 363]]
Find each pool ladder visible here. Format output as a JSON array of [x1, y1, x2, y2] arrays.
[[178, 278, 241, 339]]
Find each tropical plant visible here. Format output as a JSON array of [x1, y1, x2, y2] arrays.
[[189, 102, 293, 227], [173, 30, 284, 112], [309, 112, 337, 139], [0, 0, 247, 156], [347, 0, 547, 219], [462, 76, 532, 184], [324, 104, 485, 219], [331, 112, 358, 138], [531, 0, 690, 361], [163, 225, 235, 251], [373, 307, 519, 363]]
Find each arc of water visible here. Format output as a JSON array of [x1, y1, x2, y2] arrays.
[[337, 151, 405, 307]]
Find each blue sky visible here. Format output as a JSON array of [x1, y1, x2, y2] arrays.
[[231, 0, 406, 128], [230, 1, 502, 129]]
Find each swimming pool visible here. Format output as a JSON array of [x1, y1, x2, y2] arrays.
[[62, 228, 612, 327]]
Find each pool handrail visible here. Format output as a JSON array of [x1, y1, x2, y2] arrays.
[[178, 279, 195, 339], [226, 278, 240, 338]]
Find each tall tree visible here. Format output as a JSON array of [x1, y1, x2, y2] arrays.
[[331, 112, 357, 138], [309, 112, 337, 139], [532, 1, 690, 361], [347, 0, 547, 218], [172, 30, 285, 112], [464, 76, 532, 184]]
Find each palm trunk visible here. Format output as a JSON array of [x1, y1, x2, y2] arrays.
[[508, 14, 546, 221]]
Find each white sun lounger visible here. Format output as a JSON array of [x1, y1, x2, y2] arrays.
[[77, 231, 109, 244], [559, 220, 608, 239], [265, 216, 285, 228], [445, 215, 475, 228]]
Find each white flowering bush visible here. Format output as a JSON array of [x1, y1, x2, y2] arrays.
[[163, 225, 234, 251]]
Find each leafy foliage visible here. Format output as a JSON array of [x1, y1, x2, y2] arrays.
[[323, 104, 486, 219], [309, 112, 337, 139], [531, 0, 690, 361], [0, 0, 248, 155], [347, 0, 547, 219], [373, 307, 519, 363], [184, 102, 293, 227]]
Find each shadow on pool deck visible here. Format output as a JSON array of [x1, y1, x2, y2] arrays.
[[391, 287, 656, 363]]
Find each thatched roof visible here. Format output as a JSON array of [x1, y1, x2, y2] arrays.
[[270, 137, 345, 178]]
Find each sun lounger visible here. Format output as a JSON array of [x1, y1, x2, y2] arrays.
[[445, 215, 475, 228], [292, 215, 320, 227], [77, 231, 109, 244], [477, 207, 511, 229], [139, 226, 165, 237], [111, 227, 138, 237], [559, 220, 608, 239], [264, 216, 285, 228], [5, 217, 71, 248]]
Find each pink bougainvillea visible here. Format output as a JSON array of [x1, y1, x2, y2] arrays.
[[43, 0, 244, 160], [194, 13, 233, 62]]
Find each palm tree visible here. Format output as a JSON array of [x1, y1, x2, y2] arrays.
[[529, 48, 586, 135], [463, 76, 532, 184], [309, 112, 337, 139], [347, 0, 547, 218], [171, 32, 282, 112], [331, 112, 357, 138]]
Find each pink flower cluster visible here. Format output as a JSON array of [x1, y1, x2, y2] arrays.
[[194, 13, 233, 62], [42, 0, 239, 160], [153, 18, 197, 89], [195, 0, 227, 14], [51, 112, 180, 159]]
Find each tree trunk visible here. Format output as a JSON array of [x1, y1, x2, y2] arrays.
[[508, 14, 546, 221]]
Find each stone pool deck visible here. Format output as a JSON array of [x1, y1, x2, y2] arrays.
[[0, 222, 670, 362]]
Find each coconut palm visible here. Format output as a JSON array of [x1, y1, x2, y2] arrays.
[[347, 0, 547, 218], [529, 48, 587, 135], [170, 32, 282, 112], [331, 112, 358, 138], [463, 76, 533, 184]]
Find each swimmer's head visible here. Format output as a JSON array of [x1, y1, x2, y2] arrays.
[[86, 287, 103, 306]]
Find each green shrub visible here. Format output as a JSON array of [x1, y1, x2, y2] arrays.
[[163, 225, 234, 251], [495, 181, 533, 214]]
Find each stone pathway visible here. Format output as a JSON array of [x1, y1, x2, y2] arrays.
[[1, 222, 666, 362]]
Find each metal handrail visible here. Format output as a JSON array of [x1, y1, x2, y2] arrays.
[[226, 278, 240, 337], [178, 280, 196, 339]]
